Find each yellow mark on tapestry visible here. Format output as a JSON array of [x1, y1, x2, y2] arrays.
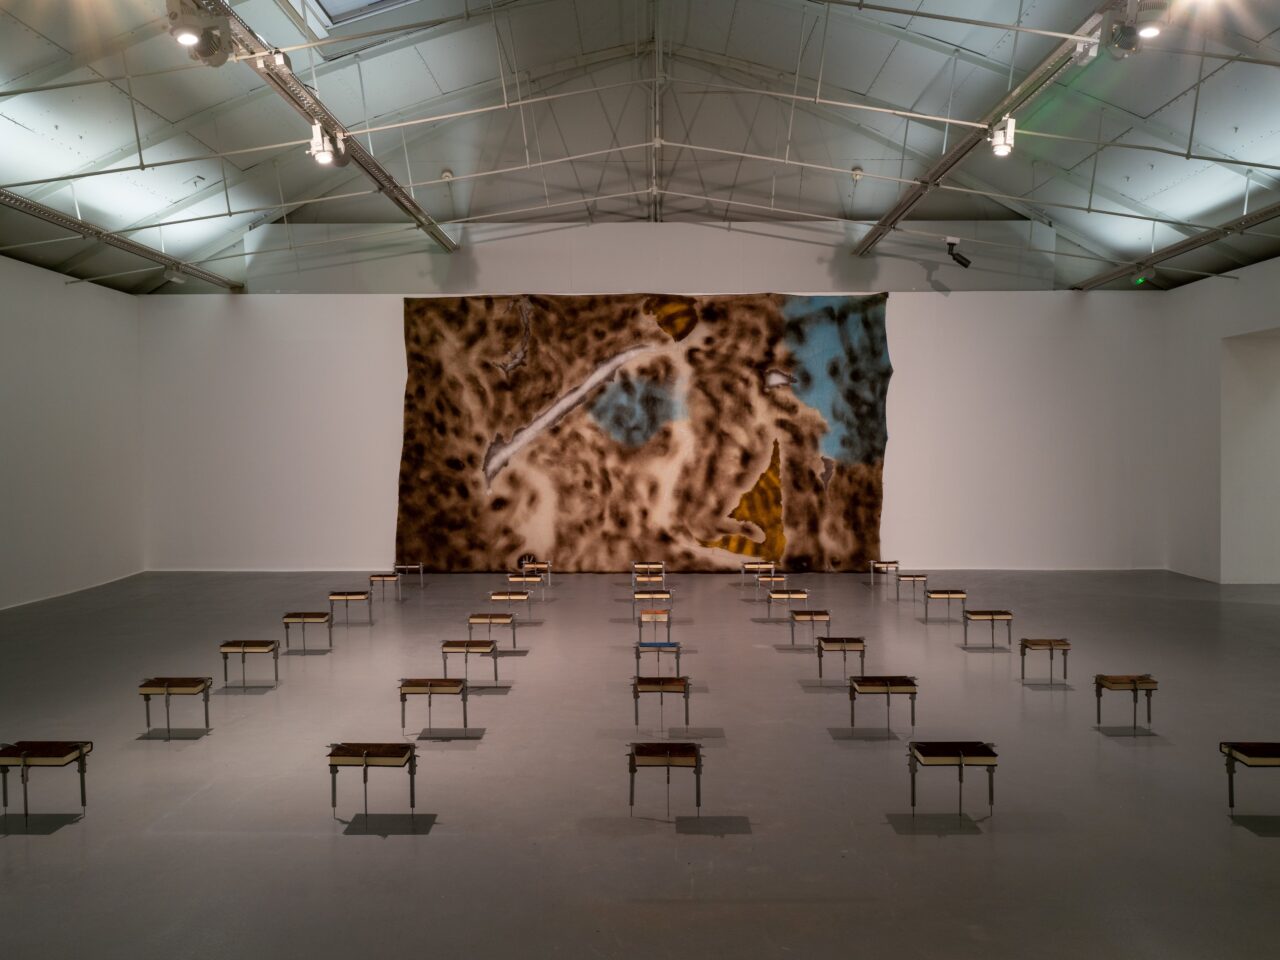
[[644, 294, 699, 342], [701, 440, 786, 560]]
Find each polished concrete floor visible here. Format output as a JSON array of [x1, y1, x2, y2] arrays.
[[1, 569, 1279, 959]]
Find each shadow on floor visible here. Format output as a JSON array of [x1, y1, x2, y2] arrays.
[[630, 725, 698, 740], [341, 813, 437, 837], [283, 649, 331, 656], [214, 685, 274, 696], [829, 727, 899, 742], [886, 813, 982, 837], [800, 680, 847, 693], [675, 815, 752, 836], [1097, 726, 1168, 741], [631, 646, 698, 656], [753, 618, 791, 625], [958, 645, 1011, 654], [772, 644, 813, 654], [598, 727, 662, 739], [667, 726, 726, 741], [0, 813, 83, 836], [467, 683, 512, 695], [496, 649, 530, 659], [1230, 815, 1280, 837], [1021, 682, 1074, 691], [976, 811, 1071, 834], [137, 728, 210, 741], [414, 727, 483, 742], [416, 727, 484, 742], [577, 816, 661, 837]]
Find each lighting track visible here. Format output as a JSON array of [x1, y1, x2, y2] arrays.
[[0, 187, 242, 290], [193, 0, 457, 253], [850, 4, 1109, 257], [1072, 197, 1280, 290]]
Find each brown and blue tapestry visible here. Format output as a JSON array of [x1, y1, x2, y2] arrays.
[[396, 293, 891, 571]]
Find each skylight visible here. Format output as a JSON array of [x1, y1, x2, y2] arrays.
[[314, 0, 419, 24]]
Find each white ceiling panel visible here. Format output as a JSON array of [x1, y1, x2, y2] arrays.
[[668, 0, 735, 52], [0, 8, 67, 86], [2, 0, 1280, 292], [570, 0, 633, 53], [0, 0, 161, 56], [415, 19, 505, 94]]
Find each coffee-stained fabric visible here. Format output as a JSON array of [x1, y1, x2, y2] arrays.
[[397, 293, 891, 571]]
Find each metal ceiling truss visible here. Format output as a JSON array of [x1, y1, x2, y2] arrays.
[[666, 45, 1280, 270], [780, 2, 1277, 273], [650, 0, 664, 221], [109, 29, 1239, 288], [0, 187, 241, 289], [803, 0, 1280, 198], [0, 0, 558, 101], [662, 129, 1249, 240], [653, 185, 1130, 275], [1072, 197, 1280, 290], [669, 46, 1134, 270], [193, 0, 457, 251], [114, 185, 655, 289], [851, 3, 1109, 256], [59, 45, 645, 280], [810, 0, 1280, 69], [133, 48, 650, 292], [0, 13, 166, 104], [858, 38, 1262, 266], [1011, 147, 1257, 269], [6, 0, 1278, 291], [73, 224, 421, 287], [8, 0, 1278, 104], [18, 1, 543, 206]]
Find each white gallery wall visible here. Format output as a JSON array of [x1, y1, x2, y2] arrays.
[[1221, 331, 1280, 584], [138, 286, 1167, 574], [0, 256, 144, 609], [1164, 256, 1280, 583], [7, 226, 1280, 609], [882, 292, 1167, 570], [140, 294, 406, 571], [236, 221, 1060, 296]]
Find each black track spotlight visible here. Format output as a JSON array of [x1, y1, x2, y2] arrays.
[[166, 0, 203, 46], [946, 237, 972, 270], [1136, 0, 1169, 39], [1113, 22, 1140, 51], [166, 0, 230, 67], [192, 27, 226, 64], [1102, 6, 1142, 59]]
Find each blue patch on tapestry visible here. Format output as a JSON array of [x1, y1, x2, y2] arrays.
[[782, 294, 892, 465], [590, 374, 681, 447]]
